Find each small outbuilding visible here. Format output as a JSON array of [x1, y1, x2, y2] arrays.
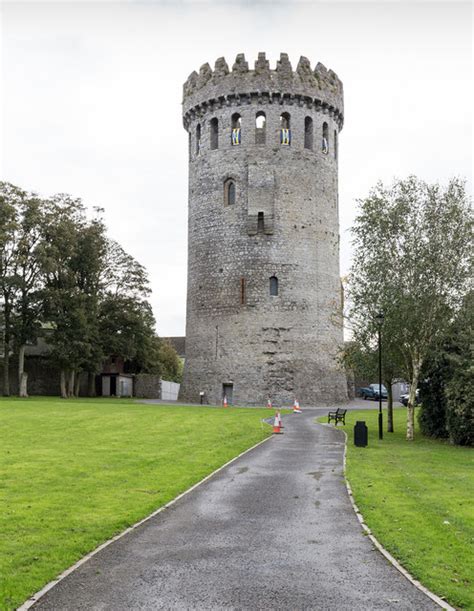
[[101, 373, 134, 398]]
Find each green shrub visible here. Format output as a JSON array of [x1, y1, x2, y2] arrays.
[[446, 364, 474, 446], [419, 292, 473, 445], [418, 353, 449, 439]]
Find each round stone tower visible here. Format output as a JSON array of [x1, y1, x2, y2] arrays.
[[179, 52, 347, 406]]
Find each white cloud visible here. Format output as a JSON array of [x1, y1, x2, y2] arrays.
[[1, 1, 472, 335]]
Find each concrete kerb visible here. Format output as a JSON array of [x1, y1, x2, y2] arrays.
[[17, 433, 274, 611], [320, 422, 455, 611]]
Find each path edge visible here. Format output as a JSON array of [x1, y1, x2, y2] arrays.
[[331, 425, 456, 611], [18, 433, 273, 610]]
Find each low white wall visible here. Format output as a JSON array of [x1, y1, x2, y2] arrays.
[[161, 379, 180, 401]]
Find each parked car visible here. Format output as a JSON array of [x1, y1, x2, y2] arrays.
[[400, 389, 420, 406], [360, 384, 388, 400]]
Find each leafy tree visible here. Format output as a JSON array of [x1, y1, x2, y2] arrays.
[[2, 182, 162, 398], [96, 239, 158, 382], [72, 214, 108, 395], [11, 194, 45, 396], [40, 195, 97, 397], [0, 182, 44, 396], [349, 176, 472, 440], [0, 182, 21, 395], [41, 196, 159, 397], [158, 340, 182, 382], [98, 295, 160, 375], [100, 239, 150, 300]]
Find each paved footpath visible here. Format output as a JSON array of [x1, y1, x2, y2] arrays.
[[35, 410, 438, 610]]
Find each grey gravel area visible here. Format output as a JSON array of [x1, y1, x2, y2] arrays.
[[34, 410, 437, 610]]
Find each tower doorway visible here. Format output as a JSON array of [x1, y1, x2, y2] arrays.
[[222, 383, 234, 405]]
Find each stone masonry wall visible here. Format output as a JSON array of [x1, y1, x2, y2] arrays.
[[134, 374, 161, 399], [179, 52, 348, 407]]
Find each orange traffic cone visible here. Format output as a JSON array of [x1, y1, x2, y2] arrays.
[[273, 414, 283, 434], [267, 397, 272, 409], [277, 411, 283, 429], [293, 398, 302, 414], [223, 395, 228, 408]]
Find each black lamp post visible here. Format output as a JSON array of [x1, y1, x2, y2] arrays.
[[375, 311, 385, 440]]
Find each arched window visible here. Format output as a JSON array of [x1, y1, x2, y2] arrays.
[[280, 113, 291, 145], [231, 113, 241, 145], [280, 112, 290, 129], [269, 276, 279, 296], [224, 179, 236, 205], [334, 129, 338, 160], [255, 111, 266, 144], [322, 122, 329, 154], [210, 118, 219, 150], [195, 123, 201, 155], [304, 116, 313, 150]]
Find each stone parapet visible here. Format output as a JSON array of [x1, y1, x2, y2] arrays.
[[182, 52, 344, 130]]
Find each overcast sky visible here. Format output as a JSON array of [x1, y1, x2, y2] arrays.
[[1, 0, 472, 337]]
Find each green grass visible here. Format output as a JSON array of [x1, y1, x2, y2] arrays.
[[0, 397, 274, 610], [321, 408, 474, 610]]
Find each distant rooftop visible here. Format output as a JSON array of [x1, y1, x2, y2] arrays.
[[162, 337, 186, 358]]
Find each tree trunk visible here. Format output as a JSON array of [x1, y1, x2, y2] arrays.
[[406, 363, 421, 441], [385, 378, 394, 433], [18, 344, 29, 397], [87, 372, 96, 397], [2, 345, 10, 396], [60, 370, 68, 399], [74, 372, 81, 397], [68, 370, 75, 398], [19, 372, 28, 397], [2, 299, 11, 395]]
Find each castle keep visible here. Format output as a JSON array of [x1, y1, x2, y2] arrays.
[[179, 52, 347, 406]]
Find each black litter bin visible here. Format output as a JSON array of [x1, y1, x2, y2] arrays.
[[354, 421, 368, 447]]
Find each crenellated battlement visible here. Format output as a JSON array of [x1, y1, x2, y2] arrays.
[[182, 52, 344, 128]]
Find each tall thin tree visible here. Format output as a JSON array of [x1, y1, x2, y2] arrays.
[[349, 176, 472, 440]]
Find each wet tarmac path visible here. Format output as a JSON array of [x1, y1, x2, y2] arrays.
[[34, 409, 438, 610]]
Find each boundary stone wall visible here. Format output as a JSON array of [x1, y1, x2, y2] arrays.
[[134, 374, 162, 399]]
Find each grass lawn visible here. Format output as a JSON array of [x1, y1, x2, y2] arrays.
[[0, 397, 274, 610], [323, 408, 473, 610]]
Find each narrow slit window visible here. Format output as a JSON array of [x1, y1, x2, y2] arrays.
[[231, 113, 241, 146], [210, 118, 219, 150], [224, 179, 236, 205], [196, 123, 201, 155], [240, 277, 246, 305], [255, 111, 266, 144], [322, 122, 329, 154], [188, 132, 192, 160], [269, 276, 279, 296], [257, 211, 264, 233], [280, 113, 291, 145], [334, 129, 338, 160], [304, 116, 313, 150]]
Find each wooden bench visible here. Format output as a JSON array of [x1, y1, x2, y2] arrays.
[[327, 408, 347, 426]]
